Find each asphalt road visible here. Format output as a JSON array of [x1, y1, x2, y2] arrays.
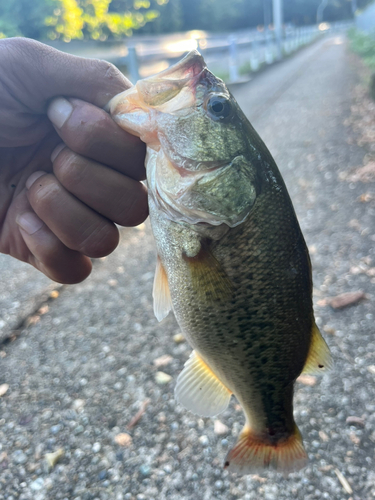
[[0, 35, 374, 500]]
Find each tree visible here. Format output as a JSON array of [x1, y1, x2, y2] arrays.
[[0, 0, 58, 39], [45, 0, 161, 40]]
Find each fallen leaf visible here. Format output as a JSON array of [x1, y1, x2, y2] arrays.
[[25, 315, 40, 327], [251, 474, 267, 483], [334, 469, 353, 494], [153, 355, 173, 368], [346, 416, 365, 427], [319, 430, 329, 442], [114, 433, 133, 447], [359, 193, 374, 202], [319, 464, 334, 472], [127, 399, 150, 429], [297, 375, 317, 386], [347, 161, 375, 183], [50, 290, 59, 299], [214, 420, 229, 435], [38, 305, 49, 315], [0, 384, 9, 397], [323, 326, 336, 335], [45, 448, 64, 470], [349, 432, 360, 445], [327, 291, 366, 309]]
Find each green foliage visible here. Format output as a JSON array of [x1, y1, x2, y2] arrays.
[[1, 0, 375, 42], [0, 0, 59, 39], [348, 27, 375, 70], [46, 0, 160, 40]]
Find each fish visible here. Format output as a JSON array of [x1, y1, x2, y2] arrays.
[[109, 50, 332, 474]]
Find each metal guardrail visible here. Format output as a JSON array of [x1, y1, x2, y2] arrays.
[[48, 21, 354, 84], [117, 21, 354, 83]]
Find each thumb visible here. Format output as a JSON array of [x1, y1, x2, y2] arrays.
[[0, 37, 131, 110]]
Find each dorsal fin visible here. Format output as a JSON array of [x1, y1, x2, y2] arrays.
[[174, 350, 232, 417], [302, 323, 333, 375], [152, 256, 172, 322]]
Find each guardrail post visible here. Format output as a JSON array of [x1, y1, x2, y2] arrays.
[[127, 45, 140, 83], [228, 35, 239, 83], [250, 39, 260, 71]]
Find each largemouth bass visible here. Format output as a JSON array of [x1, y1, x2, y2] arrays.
[[109, 51, 332, 474]]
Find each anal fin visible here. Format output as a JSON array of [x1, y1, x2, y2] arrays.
[[153, 256, 172, 322], [302, 323, 333, 375], [174, 350, 232, 417]]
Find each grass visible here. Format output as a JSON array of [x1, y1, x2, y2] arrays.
[[347, 27, 375, 71]]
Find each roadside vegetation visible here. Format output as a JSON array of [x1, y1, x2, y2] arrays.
[[348, 28, 375, 100], [0, 0, 373, 42]]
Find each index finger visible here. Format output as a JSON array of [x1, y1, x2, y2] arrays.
[[48, 97, 146, 180], [0, 38, 131, 111]]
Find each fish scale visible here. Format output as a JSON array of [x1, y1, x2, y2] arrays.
[[109, 49, 332, 474]]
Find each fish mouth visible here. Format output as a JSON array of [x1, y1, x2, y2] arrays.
[[109, 50, 206, 124]]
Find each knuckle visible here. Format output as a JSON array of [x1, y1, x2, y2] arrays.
[[28, 174, 59, 212], [53, 151, 88, 190], [78, 223, 119, 258], [65, 111, 110, 158]]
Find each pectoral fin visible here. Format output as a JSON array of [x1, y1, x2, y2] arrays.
[[184, 245, 233, 302], [174, 350, 232, 417], [153, 256, 172, 322], [302, 323, 333, 375]]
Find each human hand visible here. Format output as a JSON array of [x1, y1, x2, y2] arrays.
[[0, 37, 147, 284]]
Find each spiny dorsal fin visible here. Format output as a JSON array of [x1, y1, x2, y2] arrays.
[[174, 350, 232, 417], [152, 256, 172, 322], [302, 323, 333, 375]]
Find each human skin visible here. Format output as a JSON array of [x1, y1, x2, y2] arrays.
[[0, 37, 147, 284]]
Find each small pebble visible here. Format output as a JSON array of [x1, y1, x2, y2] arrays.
[[30, 478, 44, 491], [215, 480, 224, 490], [173, 333, 185, 344], [198, 435, 209, 447], [0, 384, 9, 397], [114, 433, 132, 447], [13, 450, 27, 464], [98, 470, 108, 481], [92, 442, 101, 453], [50, 424, 62, 434], [214, 420, 229, 435], [139, 464, 151, 477], [155, 371, 172, 384]]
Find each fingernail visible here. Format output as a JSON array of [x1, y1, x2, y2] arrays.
[[47, 97, 73, 128], [16, 213, 44, 235], [26, 171, 47, 190], [51, 143, 66, 163]]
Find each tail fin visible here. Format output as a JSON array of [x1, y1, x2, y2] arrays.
[[224, 424, 307, 475]]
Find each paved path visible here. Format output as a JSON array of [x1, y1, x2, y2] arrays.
[[0, 36, 374, 500]]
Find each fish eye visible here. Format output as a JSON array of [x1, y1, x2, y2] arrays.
[[206, 95, 232, 120]]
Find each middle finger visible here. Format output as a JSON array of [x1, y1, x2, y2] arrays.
[[26, 172, 120, 258], [52, 146, 148, 227]]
